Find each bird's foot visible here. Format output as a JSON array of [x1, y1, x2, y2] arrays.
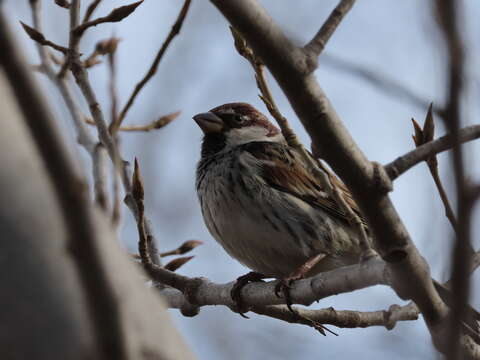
[[274, 253, 327, 313], [230, 271, 266, 318]]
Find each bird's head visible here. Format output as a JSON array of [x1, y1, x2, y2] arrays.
[[193, 103, 281, 154]]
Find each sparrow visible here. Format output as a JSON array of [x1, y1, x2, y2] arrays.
[[193, 103, 480, 335], [193, 102, 364, 281]]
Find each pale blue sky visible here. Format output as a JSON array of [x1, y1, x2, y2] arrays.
[[7, 1, 480, 358]]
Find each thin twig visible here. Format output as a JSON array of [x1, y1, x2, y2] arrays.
[[57, 0, 81, 78], [86, 111, 181, 132], [412, 105, 458, 230], [20, 22, 68, 54], [251, 303, 417, 330], [304, 0, 356, 57], [82, 0, 102, 23], [73, 1, 143, 37], [112, 0, 191, 133], [385, 124, 480, 180], [30, 0, 95, 153]]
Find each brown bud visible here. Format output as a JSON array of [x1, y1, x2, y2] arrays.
[[177, 240, 204, 254], [20, 22, 45, 43], [411, 118, 423, 147], [165, 256, 194, 272], [422, 103, 435, 143], [154, 110, 181, 129], [132, 158, 144, 202], [95, 37, 121, 55], [107, 1, 144, 23]]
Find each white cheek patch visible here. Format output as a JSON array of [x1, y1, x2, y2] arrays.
[[226, 126, 283, 146]]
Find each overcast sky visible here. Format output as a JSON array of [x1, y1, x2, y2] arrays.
[[7, 1, 480, 358]]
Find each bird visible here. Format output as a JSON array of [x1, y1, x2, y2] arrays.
[[193, 102, 364, 295], [193, 102, 480, 335]]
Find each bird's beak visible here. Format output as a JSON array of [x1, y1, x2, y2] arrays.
[[193, 112, 223, 134]]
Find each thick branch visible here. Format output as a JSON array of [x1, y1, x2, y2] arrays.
[[385, 125, 480, 180], [0, 9, 127, 359], [209, 1, 479, 356]]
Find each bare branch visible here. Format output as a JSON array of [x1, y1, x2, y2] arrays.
[[252, 303, 418, 331], [304, 0, 357, 58], [385, 125, 480, 180], [157, 252, 480, 315], [112, 0, 191, 133], [30, 0, 96, 153], [411, 105, 458, 230], [86, 111, 181, 132], [83, 0, 102, 23], [73, 1, 144, 37]]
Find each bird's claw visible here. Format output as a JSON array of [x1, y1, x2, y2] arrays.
[[274, 278, 296, 312], [230, 272, 265, 318]]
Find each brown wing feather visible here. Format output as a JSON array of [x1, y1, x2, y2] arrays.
[[243, 142, 366, 227]]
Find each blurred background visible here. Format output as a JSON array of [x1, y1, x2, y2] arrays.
[[5, 0, 480, 358]]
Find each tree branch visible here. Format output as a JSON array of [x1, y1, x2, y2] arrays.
[[73, 1, 143, 37], [112, 0, 191, 133], [82, 0, 103, 24], [434, 2, 474, 358], [385, 124, 480, 180], [304, 0, 356, 58]]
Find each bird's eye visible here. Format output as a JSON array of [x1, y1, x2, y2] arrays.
[[221, 113, 245, 125]]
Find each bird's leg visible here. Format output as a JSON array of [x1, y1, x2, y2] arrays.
[[231, 271, 267, 318], [274, 253, 327, 312]]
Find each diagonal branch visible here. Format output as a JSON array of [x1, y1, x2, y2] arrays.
[[83, 0, 103, 23], [412, 105, 458, 230], [304, 0, 357, 58], [73, 1, 143, 37], [20, 22, 68, 54], [111, 0, 191, 133], [385, 124, 480, 180]]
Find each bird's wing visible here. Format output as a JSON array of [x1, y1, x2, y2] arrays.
[[242, 141, 366, 227]]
